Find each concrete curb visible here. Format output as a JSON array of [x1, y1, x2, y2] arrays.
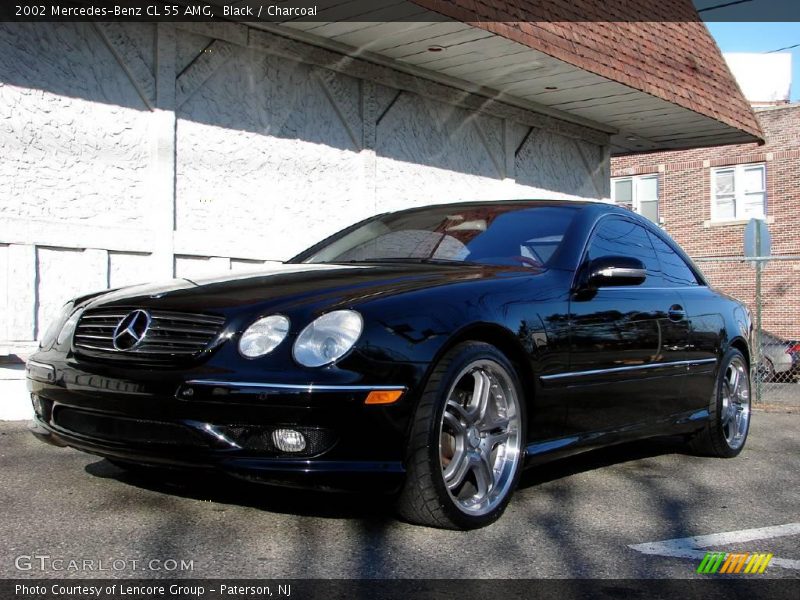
[[0, 365, 32, 421]]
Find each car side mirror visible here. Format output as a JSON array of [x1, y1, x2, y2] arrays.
[[586, 256, 647, 288]]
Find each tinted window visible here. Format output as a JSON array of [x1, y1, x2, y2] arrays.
[[586, 217, 662, 285], [300, 205, 579, 267], [648, 232, 700, 287]]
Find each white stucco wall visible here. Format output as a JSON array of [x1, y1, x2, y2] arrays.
[[0, 21, 610, 355]]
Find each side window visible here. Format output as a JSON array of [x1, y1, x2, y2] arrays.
[[648, 232, 700, 287], [586, 217, 662, 286]]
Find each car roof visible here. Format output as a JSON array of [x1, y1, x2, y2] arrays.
[[388, 199, 607, 213]]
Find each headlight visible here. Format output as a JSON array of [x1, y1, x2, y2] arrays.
[[239, 315, 290, 358], [38, 302, 74, 351], [56, 308, 84, 347], [293, 310, 363, 367]]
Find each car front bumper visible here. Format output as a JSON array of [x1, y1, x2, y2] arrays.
[[26, 356, 419, 491]]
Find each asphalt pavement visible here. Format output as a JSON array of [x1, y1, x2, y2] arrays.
[[0, 411, 798, 579]]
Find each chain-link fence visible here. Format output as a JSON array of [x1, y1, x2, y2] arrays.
[[692, 255, 800, 407]]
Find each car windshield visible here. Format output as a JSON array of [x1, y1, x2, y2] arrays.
[[297, 204, 579, 267]]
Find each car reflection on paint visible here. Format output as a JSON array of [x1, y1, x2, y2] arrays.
[[27, 200, 752, 529]]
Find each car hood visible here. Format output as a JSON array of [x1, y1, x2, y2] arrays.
[[86, 262, 536, 315]]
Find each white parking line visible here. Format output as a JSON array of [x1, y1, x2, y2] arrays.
[[628, 522, 800, 570]]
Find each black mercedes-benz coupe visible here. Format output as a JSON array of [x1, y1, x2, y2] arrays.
[[27, 200, 752, 529]]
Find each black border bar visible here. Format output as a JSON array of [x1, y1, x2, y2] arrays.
[[2, 0, 800, 23], [3, 579, 800, 600]]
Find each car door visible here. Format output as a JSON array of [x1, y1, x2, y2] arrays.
[[561, 216, 692, 435], [647, 230, 721, 415]]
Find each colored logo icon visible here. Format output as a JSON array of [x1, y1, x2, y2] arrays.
[[697, 552, 774, 574]]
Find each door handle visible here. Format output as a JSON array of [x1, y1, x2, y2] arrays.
[[668, 304, 686, 322]]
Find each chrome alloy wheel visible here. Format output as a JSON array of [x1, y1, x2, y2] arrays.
[[438, 359, 522, 516], [720, 356, 750, 450]]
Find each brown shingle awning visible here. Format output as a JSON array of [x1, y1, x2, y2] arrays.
[[408, 0, 763, 151], [270, 0, 763, 153]]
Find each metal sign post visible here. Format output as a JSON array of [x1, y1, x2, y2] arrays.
[[744, 219, 771, 404]]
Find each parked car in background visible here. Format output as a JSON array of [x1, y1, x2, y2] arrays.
[[27, 200, 753, 529], [757, 331, 800, 382]]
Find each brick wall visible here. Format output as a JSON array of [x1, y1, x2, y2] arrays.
[[612, 104, 800, 339]]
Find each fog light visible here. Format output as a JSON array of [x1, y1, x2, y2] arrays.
[[272, 428, 307, 453]]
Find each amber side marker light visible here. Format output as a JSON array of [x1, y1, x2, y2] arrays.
[[365, 390, 404, 405]]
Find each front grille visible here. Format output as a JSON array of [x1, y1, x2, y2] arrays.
[[53, 408, 208, 447], [74, 307, 225, 361]]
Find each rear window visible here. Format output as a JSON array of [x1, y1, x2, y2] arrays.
[[648, 232, 700, 287]]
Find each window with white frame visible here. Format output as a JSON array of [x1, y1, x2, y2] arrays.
[[611, 175, 659, 224], [711, 164, 766, 221]]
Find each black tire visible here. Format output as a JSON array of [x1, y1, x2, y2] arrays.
[[689, 348, 751, 458], [396, 342, 527, 529]]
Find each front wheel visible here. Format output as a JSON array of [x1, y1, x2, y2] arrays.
[[689, 348, 751, 458], [396, 342, 526, 529]]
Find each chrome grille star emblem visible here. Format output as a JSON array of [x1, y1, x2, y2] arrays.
[[112, 310, 151, 351]]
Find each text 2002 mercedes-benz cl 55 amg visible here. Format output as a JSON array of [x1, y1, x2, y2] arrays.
[[27, 200, 752, 529]]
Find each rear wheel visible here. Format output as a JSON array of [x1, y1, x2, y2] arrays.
[[396, 342, 526, 529], [689, 348, 751, 458]]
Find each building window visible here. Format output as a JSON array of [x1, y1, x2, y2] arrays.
[[711, 164, 766, 221], [611, 175, 659, 224]]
